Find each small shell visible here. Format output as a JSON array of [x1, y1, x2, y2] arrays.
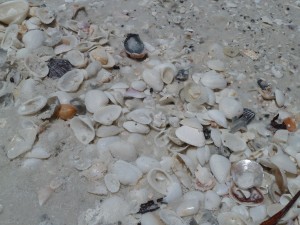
[[131, 80, 146, 91], [44, 27, 62, 47], [57, 69, 84, 92], [221, 132, 247, 152], [270, 153, 297, 174], [111, 160, 142, 185], [217, 212, 249, 225], [207, 59, 225, 72], [108, 140, 137, 162], [195, 165, 216, 191], [180, 82, 208, 105], [156, 63, 176, 84], [64, 49, 87, 68], [47, 58, 73, 79], [93, 105, 122, 125], [24, 55, 49, 78], [159, 209, 186, 225], [200, 70, 227, 90], [209, 154, 231, 183], [104, 173, 120, 193], [85, 89, 109, 113], [283, 117, 297, 132], [90, 48, 115, 68], [176, 199, 200, 217], [36, 7, 55, 24], [219, 97, 243, 120], [96, 125, 124, 138], [275, 89, 285, 107], [135, 156, 160, 173], [124, 33, 147, 59], [147, 168, 173, 195], [175, 125, 205, 147], [70, 116, 95, 145], [54, 35, 78, 55], [142, 68, 164, 92], [207, 110, 228, 128], [0, 0, 29, 25], [17, 95, 47, 115], [204, 190, 221, 210], [69, 97, 86, 115], [55, 104, 77, 120], [126, 108, 152, 125], [123, 121, 150, 134]]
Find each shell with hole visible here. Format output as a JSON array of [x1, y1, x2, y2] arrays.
[[0, 0, 29, 25], [69, 116, 95, 145]]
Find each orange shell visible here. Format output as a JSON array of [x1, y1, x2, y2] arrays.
[[56, 104, 77, 120], [283, 117, 297, 132]]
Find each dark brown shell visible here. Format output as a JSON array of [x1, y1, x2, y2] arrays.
[[47, 58, 73, 79], [124, 33, 147, 59]]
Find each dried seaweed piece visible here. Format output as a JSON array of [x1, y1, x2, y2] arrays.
[[47, 58, 73, 79], [270, 114, 287, 130], [230, 108, 255, 133], [137, 200, 160, 214]]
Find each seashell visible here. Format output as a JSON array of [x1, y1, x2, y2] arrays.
[[70, 116, 95, 145], [204, 190, 221, 210], [275, 89, 285, 107], [80, 161, 107, 180], [124, 33, 147, 59], [229, 184, 264, 206], [196, 146, 211, 166], [111, 160, 142, 185], [108, 140, 137, 162], [200, 70, 227, 90], [223, 46, 240, 57], [124, 88, 146, 99], [221, 132, 247, 152], [250, 205, 267, 223], [17, 95, 47, 115], [283, 117, 297, 132], [180, 118, 203, 130], [90, 48, 115, 68], [44, 27, 62, 47], [47, 58, 73, 79], [84, 89, 108, 113], [69, 97, 86, 115], [219, 97, 243, 120], [123, 121, 150, 134], [96, 125, 123, 138], [104, 173, 120, 193], [167, 127, 184, 146], [0, 0, 29, 25], [54, 35, 78, 55], [38, 186, 53, 206], [210, 128, 222, 147], [209, 154, 230, 183], [31, 46, 55, 61], [36, 7, 55, 24], [76, 41, 98, 52], [55, 104, 77, 120], [231, 159, 264, 189], [24, 55, 49, 78], [87, 181, 108, 195], [131, 80, 146, 91], [24, 17, 41, 30], [126, 108, 152, 125], [85, 61, 102, 79], [140, 213, 165, 225], [22, 30, 45, 50], [217, 212, 249, 225], [207, 59, 225, 72], [147, 168, 173, 195], [207, 109, 228, 128], [25, 147, 50, 159], [270, 153, 297, 174], [175, 69, 189, 81], [7, 120, 38, 159], [136, 156, 160, 173], [57, 69, 84, 92], [64, 49, 87, 68], [142, 68, 164, 92], [176, 198, 200, 217], [176, 153, 196, 174], [195, 165, 216, 191], [175, 125, 205, 147], [6, 69, 22, 85], [1, 24, 18, 50], [156, 63, 176, 84], [93, 105, 122, 125], [159, 209, 186, 225], [180, 82, 208, 105]]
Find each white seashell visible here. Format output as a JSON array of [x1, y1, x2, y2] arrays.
[[147, 168, 173, 195], [0, 0, 29, 25], [131, 80, 146, 91], [205, 87, 216, 106], [207, 110, 228, 128], [96, 68, 113, 84], [136, 156, 160, 173], [108, 140, 137, 162], [1, 24, 18, 50], [273, 129, 289, 143], [222, 133, 247, 152], [36, 7, 55, 24], [231, 205, 250, 219], [24, 17, 41, 30], [90, 48, 115, 68], [50, 91, 72, 104], [176, 153, 196, 174], [111, 160, 142, 185], [87, 181, 108, 195], [80, 162, 106, 181], [163, 181, 183, 203], [275, 89, 285, 107], [249, 205, 267, 223], [65, 49, 87, 68], [22, 30, 45, 50], [85, 90, 108, 113], [38, 186, 53, 206], [85, 61, 102, 79], [209, 154, 231, 183], [17, 95, 47, 115], [96, 136, 121, 152], [175, 125, 205, 147], [25, 147, 50, 159], [123, 121, 150, 134], [200, 70, 227, 90], [142, 68, 164, 92], [207, 59, 225, 71], [270, 153, 297, 174], [210, 128, 222, 147], [24, 55, 49, 78], [156, 63, 176, 84], [57, 69, 84, 92], [104, 173, 120, 193], [54, 35, 78, 55], [7, 120, 38, 159], [195, 165, 216, 191], [140, 212, 164, 225], [126, 108, 152, 125], [176, 199, 200, 217], [70, 116, 95, 145], [93, 105, 122, 125], [219, 97, 243, 119], [179, 118, 203, 130], [96, 125, 123, 138], [159, 209, 186, 225], [44, 27, 62, 47], [180, 83, 208, 105], [196, 146, 211, 166], [217, 212, 249, 225], [204, 190, 221, 210]]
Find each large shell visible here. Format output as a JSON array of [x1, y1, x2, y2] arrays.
[[69, 116, 95, 145], [93, 105, 122, 125], [57, 69, 84, 92], [24, 55, 49, 78], [175, 125, 205, 147], [85, 90, 109, 113], [17, 95, 47, 115], [0, 0, 29, 25]]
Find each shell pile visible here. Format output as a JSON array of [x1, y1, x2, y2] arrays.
[[0, 0, 300, 225]]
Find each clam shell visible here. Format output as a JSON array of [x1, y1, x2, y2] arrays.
[[104, 173, 120, 193], [0, 0, 29, 25], [221, 133, 247, 152], [219, 97, 243, 119], [65, 49, 87, 68], [93, 105, 122, 125], [147, 168, 173, 195], [108, 140, 137, 162], [36, 7, 55, 24], [57, 69, 84, 92], [135, 156, 160, 173], [200, 70, 227, 90], [24, 55, 49, 78], [175, 125, 205, 147], [156, 63, 176, 84], [111, 160, 142, 185], [22, 30, 45, 50], [85, 89, 109, 113], [1, 24, 18, 50], [70, 116, 95, 145], [126, 108, 152, 125], [123, 121, 150, 134], [142, 68, 164, 92], [275, 89, 285, 107], [207, 109, 228, 128], [96, 125, 124, 138], [17, 95, 47, 115], [44, 27, 62, 47], [176, 199, 200, 217], [204, 190, 221, 210], [90, 48, 115, 68], [131, 80, 146, 91], [209, 154, 231, 183]]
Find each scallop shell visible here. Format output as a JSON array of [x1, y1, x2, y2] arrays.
[[175, 125, 205, 147], [124, 33, 147, 59], [36, 7, 55, 24], [17, 95, 47, 115], [0, 0, 29, 25], [64, 49, 87, 68], [90, 48, 115, 68], [57, 69, 84, 92], [70, 116, 95, 145], [200, 70, 227, 90], [147, 168, 173, 195], [1, 24, 18, 50], [93, 105, 122, 125], [24, 55, 49, 78], [47, 58, 73, 79]]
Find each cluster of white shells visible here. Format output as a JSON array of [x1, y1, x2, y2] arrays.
[[1, 1, 300, 225]]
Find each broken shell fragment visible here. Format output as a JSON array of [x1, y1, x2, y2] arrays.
[[69, 116, 95, 145], [1, 24, 19, 50], [147, 168, 173, 195], [124, 33, 147, 59], [0, 0, 29, 25], [175, 125, 205, 147], [200, 70, 227, 90], [17, 95, 47, 116], [57, 69, 84, 92], [229, 184, 264, 206], [90, 48, 115, 68], [207, 110, 228, 128]]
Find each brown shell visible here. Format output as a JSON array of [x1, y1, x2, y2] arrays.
[[55, 104, 77, 120], [283, 117, 297, 132]]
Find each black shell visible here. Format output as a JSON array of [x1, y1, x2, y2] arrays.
[[124, 33, 145, 55], [47, 58, 73, 79]]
